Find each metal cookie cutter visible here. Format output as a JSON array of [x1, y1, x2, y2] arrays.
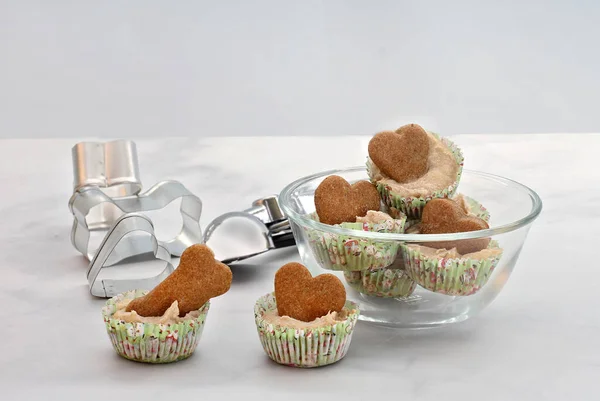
[[69, 140, 203, 264], [87, 213, 174, 297]]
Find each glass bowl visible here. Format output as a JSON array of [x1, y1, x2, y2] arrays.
[[279, 167, 542, 328]]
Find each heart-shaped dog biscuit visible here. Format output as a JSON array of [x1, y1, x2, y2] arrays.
[[315, 175, 380, 225], [126, 244, 232, 317], [368, 123, 430, 183], [420, 199, 490, 254], [275, 262, 346, 322]]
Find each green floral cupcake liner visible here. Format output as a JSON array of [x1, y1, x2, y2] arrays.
[[306, 212, 406, 271], [401, 241, 502, 296], [367, 133, 464, 220], [102, 289, 209, 363], [343, 261, 416, 298], [254, 293, 359, 368], [456, 193, 490, 222]]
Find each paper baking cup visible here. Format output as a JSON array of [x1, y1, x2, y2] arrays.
[[102, 289, 209, 363], [343, 264, 416, 298], [457, 193, 490, 222], [254, 293, 359, 368], [401, 241, 502, 296], [367, 134, 464, 220], [306, 213, 406, 271]]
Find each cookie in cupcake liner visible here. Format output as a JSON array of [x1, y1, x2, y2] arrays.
[[367, 133, 464, 220], [254, 292, 359, 368], [305, 211, 407, 271], [399, 194, 500, 296], [400, 241, 502, 296], [403, 193, 490, 234], [343, 259, 417, 298], [102, 289, 209, 363]]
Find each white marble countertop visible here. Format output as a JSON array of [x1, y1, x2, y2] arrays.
[[1, 134, 598, 400]]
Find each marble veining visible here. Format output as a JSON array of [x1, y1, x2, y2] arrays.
[[0, 135, 597, 400]]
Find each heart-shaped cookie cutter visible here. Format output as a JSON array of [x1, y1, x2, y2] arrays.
[[87, 213, 174, 297]]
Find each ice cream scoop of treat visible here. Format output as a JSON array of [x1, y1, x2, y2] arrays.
[[126, 244, 232, 317], [420, 198, 490, 254], [368, 123, 430, 183], [274, 262, 346, 322], [314, 175, 380, 225]]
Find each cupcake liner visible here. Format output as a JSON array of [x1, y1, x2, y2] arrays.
[[306, 213, 406, 271], [254, 293, 359, 368], [102, 289, 209, 363], [401, 240, 502, 296], [343, 261, 417, 298], [455, 193, 490, 222], [367, 133, 464, 220]]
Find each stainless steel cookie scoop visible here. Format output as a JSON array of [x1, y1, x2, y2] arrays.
[[203, 197, 295, 264]]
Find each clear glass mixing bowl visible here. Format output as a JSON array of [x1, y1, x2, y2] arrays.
[[279, 167, 542, 328]]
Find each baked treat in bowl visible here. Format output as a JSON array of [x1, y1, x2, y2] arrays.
[[304, 175, 407, 271], [400, 197, 503, 296], [367, 124, 464, 219]]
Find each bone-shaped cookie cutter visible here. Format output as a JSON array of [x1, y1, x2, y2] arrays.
[[69, 181, 203, 264], [69, 140, 203, 264]]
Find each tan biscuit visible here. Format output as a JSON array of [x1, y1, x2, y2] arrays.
[[314, 175, 380, 225], [420, 198, 490, 254], [274, 262, 346, 322], [126, 244, 232, 317], [368, 124, 430, 183]]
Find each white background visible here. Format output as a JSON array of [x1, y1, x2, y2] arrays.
[[1, 0, 599, 139]]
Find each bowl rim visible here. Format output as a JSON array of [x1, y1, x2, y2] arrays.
[[279, 166, 543, 242]]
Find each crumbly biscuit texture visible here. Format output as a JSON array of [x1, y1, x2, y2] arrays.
[[314, 175, 380, 225], [126, 244, 232, 317], [274, 262, 346, 322], [368, 124, 430, 183]]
